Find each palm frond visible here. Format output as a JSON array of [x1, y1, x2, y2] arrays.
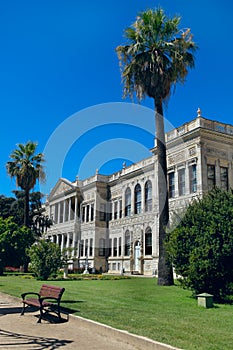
[[6, 141, 46, 191], [116, 7, 197, 104]]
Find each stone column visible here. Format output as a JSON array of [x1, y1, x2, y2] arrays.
[[122, 189, 125, 218], [185, 162, 190, 195], [215, 160, 220, 187], [58, 203, 61, 224], [75, 196, 78, 219], [72, 232, 77, 257], [68, 198, 71, 221], [174, 167, 179, 197], [66, 232, 70, 249], [63, 200, 66, 223], [229, 163, 233, 189], [61, 234, 65, 252]]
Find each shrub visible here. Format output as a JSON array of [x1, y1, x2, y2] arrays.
[[167, 188, 233, 301], [27, 240, 61, 280]]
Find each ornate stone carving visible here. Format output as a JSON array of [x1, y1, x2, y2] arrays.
[[205, 146, 227, 159], [168, 151, 185, 165]]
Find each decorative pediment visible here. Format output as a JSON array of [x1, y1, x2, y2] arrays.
[[48, 178, 77, 200]]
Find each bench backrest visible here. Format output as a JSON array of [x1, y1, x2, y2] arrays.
[[39, 284, 65, 300]]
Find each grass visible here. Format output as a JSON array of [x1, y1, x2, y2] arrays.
[[0, 275, 232, 350]]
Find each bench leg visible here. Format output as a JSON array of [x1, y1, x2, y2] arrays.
[[20, 304, 26, 316], [57, 305, 62, 321], [37, 307, 43, 323]]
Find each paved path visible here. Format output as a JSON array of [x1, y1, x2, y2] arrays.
[[0, 292, 180, 350]]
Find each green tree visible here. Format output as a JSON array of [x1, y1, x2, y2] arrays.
[[0, 191, 51, 236], [29, 191, 52, 236], [28, 240, 61, 280], [0, 195, 17, 219], [0, 217, 34, 275], [6, 142, 46, 227], [167, 188, 233, 301], [116, 8, 197, 285]]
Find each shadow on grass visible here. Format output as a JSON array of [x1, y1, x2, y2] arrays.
[[0, 329, 73, 349], [60, 300, 84, 315]]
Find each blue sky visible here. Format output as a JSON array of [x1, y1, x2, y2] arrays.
[[1, 0, 233, 197]]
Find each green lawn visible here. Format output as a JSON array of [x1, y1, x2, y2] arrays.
[[0, 275, 232, 350]]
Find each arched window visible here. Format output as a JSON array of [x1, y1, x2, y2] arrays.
[[145, 227, 152, 255], [145, 180, 152, 212], [99, 238, 105, 257], [124, 230, 130, 256], [134, 184, 142, 214], [125, 187, 131, 217]]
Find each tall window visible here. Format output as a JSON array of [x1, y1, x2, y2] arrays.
[[207, 165, 215, 190], [178, 168, 185, 196], [54, 203, 58, 224], [220, 167, 228, 190], [89, 238, 93, 256], [80, 240, 84, 257], [91, 203, 94, 221], [59, 201, 64, 223], [114, 201, 118, 219], [145, 227, 152, 255], [134, 184, 142, 214], [107, 202, 112, 221], [70, 196, 75, 220], [145, 180, 152, 212], [86, 205, 90, 222], [168, 172, 175, 198], [118, 237, 122, 256], [119, 200, 122, 218], [109, 238, 112, 257], [82, 206, 85, 222], [99, 238, 105, 257], [113, 238, 117, 257], [189, 164, 197, 193], [125, 188, 131, 217], [85, 239, 88, 256], [64, 200, 69, 221], [124, 231, 130, 256]]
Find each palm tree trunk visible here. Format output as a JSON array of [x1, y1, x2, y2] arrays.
[[155, 98, 174, 286], [24, 189, 30, 227], [23, 189, 30, 273]]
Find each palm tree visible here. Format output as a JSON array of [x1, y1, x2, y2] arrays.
[[6, 142, 45, 228], [116, 8, 197, 285]]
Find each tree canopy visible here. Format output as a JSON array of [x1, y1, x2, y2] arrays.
[[0, 192, 52, 236], [0, 217, 34, 274], [167, 188, 233, 301]]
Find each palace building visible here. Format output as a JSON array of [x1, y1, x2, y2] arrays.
[[44, 110, 233, 275]]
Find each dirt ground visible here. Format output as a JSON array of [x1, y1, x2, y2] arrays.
[[0, 291, 180, 350]]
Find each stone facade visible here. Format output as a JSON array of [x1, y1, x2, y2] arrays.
[[44, 112, 233, 275]]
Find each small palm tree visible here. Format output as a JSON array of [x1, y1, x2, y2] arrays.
[[6, 142, 45, 227], [116, 8, 197, 285]]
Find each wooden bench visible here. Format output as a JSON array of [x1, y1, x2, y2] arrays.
[[21, 284, 65, 323]]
